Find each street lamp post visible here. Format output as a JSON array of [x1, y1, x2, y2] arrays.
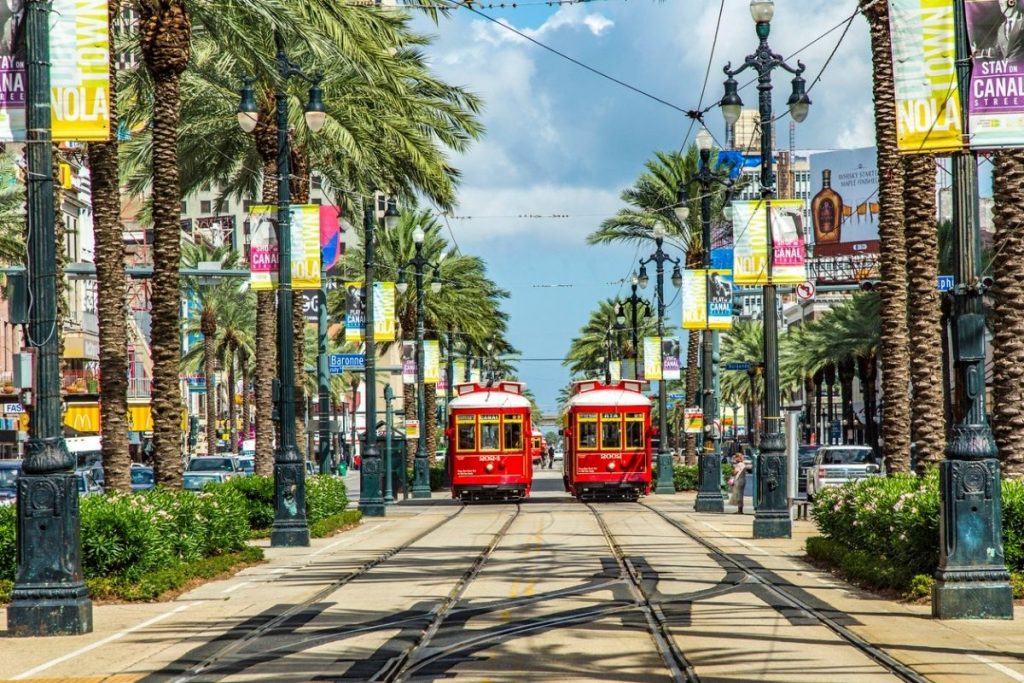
[[932, 0, 1013, 619], [619, 278, 650, 380], [237, 33, 327, 544], [317, 263, 332, 475], [383, 384, 394, 503], [8, 0, 93, 635], [638, 225, 683, 495], [721, 0, 811, 538], [397, 228, 442, 498], [685, 128, 730, 513]]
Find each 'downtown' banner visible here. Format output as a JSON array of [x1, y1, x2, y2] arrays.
[[732, 200, 807, 285], [424, 340, 440, 385], [888, 0, 963, 153], [249, 205, 322, 290], [0, 0, 111, 141], [643, 336, 662, 381], [965, 0, 1024, 148]]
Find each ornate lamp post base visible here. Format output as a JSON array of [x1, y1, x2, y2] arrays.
[[753, 436, 791, 539], [694, 453, 724, 512], [359, 453, 386, 517], [654, 452, 675, 495], [412, 457, 431, 498], [271, 460, 310, 547], [932, 452, 1013, 620], [8, 473, 93, 637]]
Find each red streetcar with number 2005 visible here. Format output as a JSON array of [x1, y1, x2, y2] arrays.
[[447, 381, 534, 502], [561, 380, 652, 501]]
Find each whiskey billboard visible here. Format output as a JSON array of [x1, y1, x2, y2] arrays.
[[808, 147, 879, 257]]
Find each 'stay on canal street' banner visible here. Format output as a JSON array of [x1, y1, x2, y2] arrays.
[[0, 0, 111, 141], [889, 0, 963, 153], [965, 0, 1024, 148], [732, 199, 806, 286]]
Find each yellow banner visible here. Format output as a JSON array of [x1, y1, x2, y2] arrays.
[[424, 340, 440, 385], [643, 336, 662, 381], [248, 205, 321, 291], [732, 199, 806, 285], [889, 0, 963, 153]]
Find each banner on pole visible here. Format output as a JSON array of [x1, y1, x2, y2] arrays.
[[405, 419, 420, 440], [732, 199, 806, 285], [344, 282, 367, 342], [661, 337, 681, 380], [609, 359, 621, 383], [965, 0, 1024, 148], [344, 282, 395, 342], [402, 341, 416, 384], [889, 0, 963, 153], [249, 205, 321, 290], [643, 336, 662, 381], [0, 0, 112, 141], [453, 359, 466, 385], [424, 340, 440, 385], [682, 269, 734, 330], [685, 407, 704, 434]]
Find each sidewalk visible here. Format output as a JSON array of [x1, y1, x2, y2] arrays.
[[649, 492, 1024, 683]]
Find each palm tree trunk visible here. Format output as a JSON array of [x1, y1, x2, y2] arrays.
[[425, 384, 437, 464], [838, 358, 855, 445], [825, 364, 836, 443], [813, 369, 823, 444], [859, 354, 879, 454], [991, 149, 1024, 480], [204, 334, 215, 454], [241, 357, 251, 447], [403, 383, 416, 467], [254, 107, 277, 477], [903, 154, 945, 471], [684, 331, 699, 461], [86, 0, 130, 492], [228, 353, 238, 455], [290, 144, 310, 456], [862, 0, 911, 474], [141, 0, 191, 488]]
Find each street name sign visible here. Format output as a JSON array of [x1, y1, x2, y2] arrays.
[[938, 275, 954, 292], [724, 362, 752, 371], [330, 353, 365, 374]]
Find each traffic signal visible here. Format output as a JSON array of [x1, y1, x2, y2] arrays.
[[860, 280, 880, 292]]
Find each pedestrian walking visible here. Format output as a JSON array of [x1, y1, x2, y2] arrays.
[[547, 445, 555, 469], [728, 452, 747, 514]]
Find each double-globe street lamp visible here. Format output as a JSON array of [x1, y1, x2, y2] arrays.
[[617, 277, 651, 381], [396, 228, 442, 498], [603, 320, 624, 384], [681, 127, 732, 514], [237, 34, 327, 544], [720, 0, 811, 539], [638, 224, 682, 495]]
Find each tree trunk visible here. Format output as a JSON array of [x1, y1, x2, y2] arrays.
[[425, 384, 437, 464], [204, 332, 216, 454], [824, 364, 836, 444], [241, 358, 251, 447], [903, 154, 945, 472], [86, 0, 130, 491], [684, 331, 699, 461], [228, 352, 238, 454], [859, 354, 879, 455], [813, 369, 823, 444], [991, 149, 1024, 480], [253, 106, 277, 477], [862, 1, 910, 473], [404, 383, 416, 467], [291, 144, 310, 457], [838, 358, 855, 445]]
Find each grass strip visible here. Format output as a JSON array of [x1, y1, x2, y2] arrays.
[[311, 510, 362, 538]]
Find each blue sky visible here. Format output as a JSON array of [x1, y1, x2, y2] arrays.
[[412, 1, 882, 413]]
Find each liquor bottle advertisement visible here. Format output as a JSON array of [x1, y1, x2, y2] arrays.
[[808, 147, 880, 257]]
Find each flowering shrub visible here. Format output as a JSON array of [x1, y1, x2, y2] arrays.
[[0, 503, 14, 580], [224, 474, 348, 531], [811, 473, 1024, 580], [305, 474, 349, 524]]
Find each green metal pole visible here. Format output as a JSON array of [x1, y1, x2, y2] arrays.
[[8, 0, 93, 636], [359, 197, 385, 516], [269, 34, 309, 547], [412, 242, 431, 498], [317, 265, 331, 475], [652, 241, 676, 496], [383, 385, 394, 504], [932, 0, 1012, 619]]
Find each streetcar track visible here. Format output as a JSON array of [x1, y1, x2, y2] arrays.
[[588, 503, 699, 683], [167, 507, 466, 683], [376, 504, 522, 682], [639, 502, 932, 683]]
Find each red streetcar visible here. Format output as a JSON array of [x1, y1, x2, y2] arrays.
[[561, 379, 652, 501], [447, 381, 534, 502]]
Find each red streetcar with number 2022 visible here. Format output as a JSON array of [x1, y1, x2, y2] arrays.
[[447, 381, 534, 502]]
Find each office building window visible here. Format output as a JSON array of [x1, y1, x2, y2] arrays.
[[180, 201, 187, 214], [200, 200, 211, 214]]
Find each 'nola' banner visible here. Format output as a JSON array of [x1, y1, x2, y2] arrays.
[[249, 205, 322, 290], [424, 340, 441, 385], [732, 199, 806, 286], [643, 336, 662, 381], [681, 269, 734, 330], [888, 0, 963, 153], [343, 282, 396, 343], [609, 359, 621, 383], [0, 0, 111, 141]]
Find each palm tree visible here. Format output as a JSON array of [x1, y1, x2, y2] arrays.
[[565, 299, 656, 379], [903, 155, 945, 471], [991, 149, 1024, 480], [860, 0, 910, 474], [720, 319, 763, 445]]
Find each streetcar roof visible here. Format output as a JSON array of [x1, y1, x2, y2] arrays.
[[564, 389, 652, 409], [449, 384, 532, 410]]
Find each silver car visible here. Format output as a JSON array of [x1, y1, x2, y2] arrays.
[[806, 445, 881, 500]]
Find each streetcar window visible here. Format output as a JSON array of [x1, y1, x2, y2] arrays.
[[577, 413, 598, 450], [625, 419, 644, 450], [457, 417, 476, 452], [503, 416, 523, 451], [480, 415, 500, 451], [601, 417, 622, 450]]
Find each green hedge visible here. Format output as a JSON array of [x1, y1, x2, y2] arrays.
[[406, 464, 447, 491], [224, 473, 349, 534], [809, 473, 1024, 595], [673, 465, 698, 491]]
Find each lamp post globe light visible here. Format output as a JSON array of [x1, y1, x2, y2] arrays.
[[685, 126, 732, 514], [8, 0, 92, 635], [397, 225, 444, 498], [619, 276, 650, 381], [639, 223, 683, 495], [721, 0, 811, 538], [237, 35, 328, 540]]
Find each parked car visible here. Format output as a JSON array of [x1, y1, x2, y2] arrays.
[[75, 469, 103, 496], [553, 449, 564, 462], [183, 471, 230, 491], [130, 466, 155, 491], [797, 445, 820, 496], [0, 459, 21, 506], [434, 447, 447, 466], [186, 456, 243, 478], [238, 456, 255, 476], [305, 461, 319, 476], [806, 445, 881, 501]]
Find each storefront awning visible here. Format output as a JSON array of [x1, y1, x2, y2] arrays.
[[64, 403, 100, 433]]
